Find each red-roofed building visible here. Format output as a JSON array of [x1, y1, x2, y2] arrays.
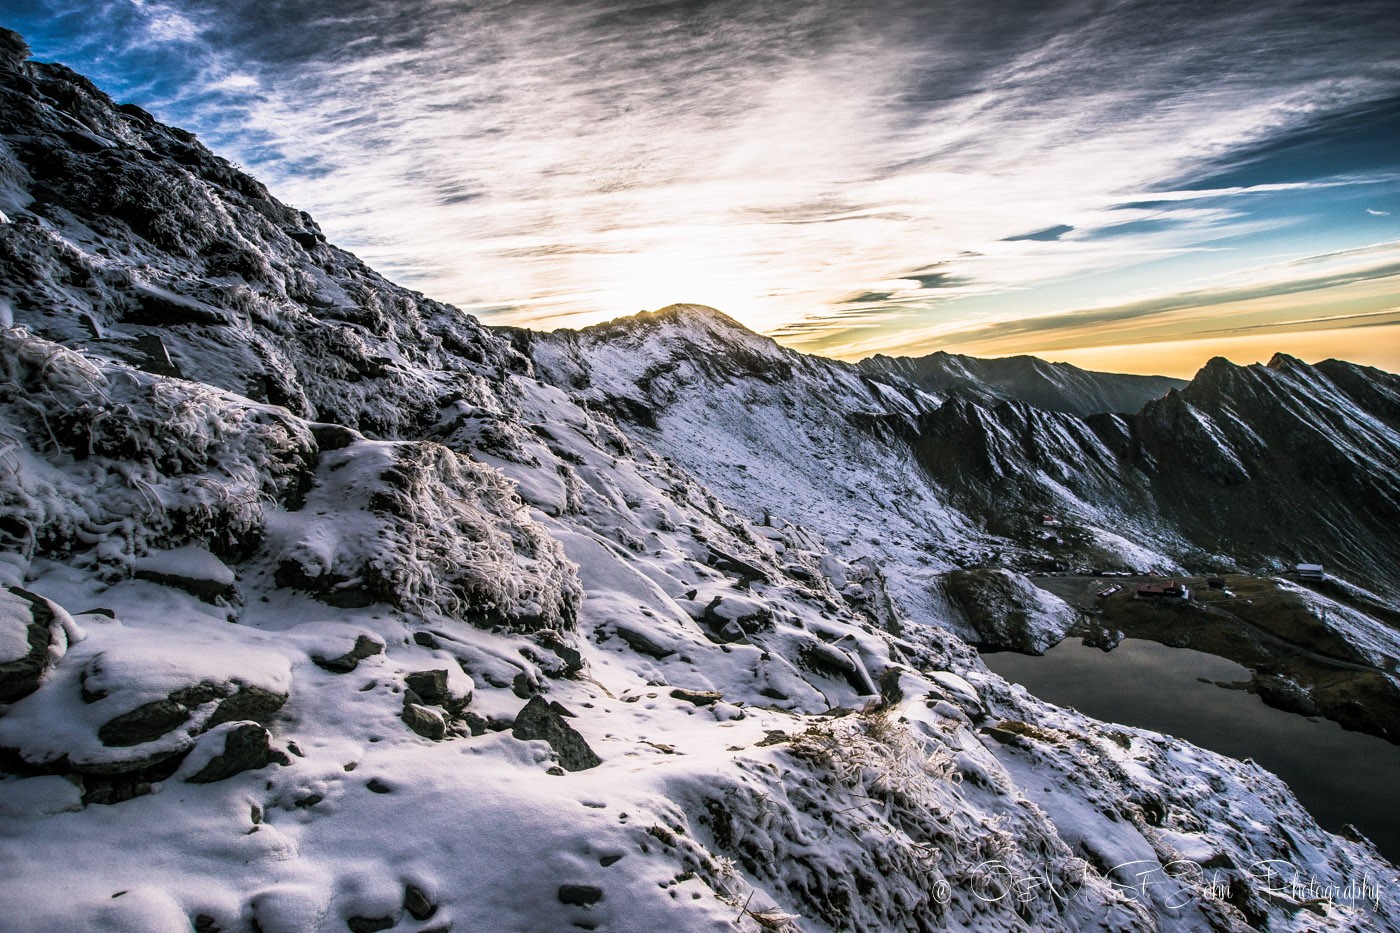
[[1135, 580, 1190, 601]]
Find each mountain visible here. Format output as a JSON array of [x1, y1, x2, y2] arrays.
[[859, 350, 1187, 416], [520, 306, 1400, 603], [2, 29, 1399, 931]]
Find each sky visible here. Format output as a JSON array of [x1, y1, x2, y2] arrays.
[[7, 0, 1400, 377]]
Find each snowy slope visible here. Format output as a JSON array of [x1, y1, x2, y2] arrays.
[[524, 306, 1400, 602], [1, 28, 1398, 933]]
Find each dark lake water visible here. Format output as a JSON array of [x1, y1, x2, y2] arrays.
[[982, 638, 1400, 864]]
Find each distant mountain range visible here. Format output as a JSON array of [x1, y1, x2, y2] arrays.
[[517, 304, 1400, 604], [858, 350, 1187, 417]]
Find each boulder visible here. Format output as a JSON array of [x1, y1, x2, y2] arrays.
[[97, 681, 287, 748], [98, 699, 190, 747], [557, 884, 604, 907], [132, 546, 237, 603], [511, 695, 600, 771], [401, 703, 447, 740], [184, 722, 272, 784], [0, 588, 69, 703], [613, 625, 675, 659], [403, 885, 437, 921], [311, 635, 384, 673], [404, 669, 470, 714], [670, 688, 721, 707]]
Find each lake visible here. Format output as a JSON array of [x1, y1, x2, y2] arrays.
[[982, 637, 1400, 864]]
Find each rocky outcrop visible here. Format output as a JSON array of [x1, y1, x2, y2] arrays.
[[511, 696, 600, 771]]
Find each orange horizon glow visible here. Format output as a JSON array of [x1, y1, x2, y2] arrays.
[[994, 322, 1400, 379]]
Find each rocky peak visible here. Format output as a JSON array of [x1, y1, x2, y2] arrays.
[[0, 28, 29, 72]]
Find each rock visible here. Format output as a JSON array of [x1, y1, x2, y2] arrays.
[[275, 561, 375, 609], [0, 588, 65, 703], [511, 695, 601, 771], [557, 884, 604, 907], [403, 884, 437, 921], [98, 699, 190, 747], [346, 917, 393, 933], [706, 547, 769, 584], [798, 640, 877, 695], [402, 703, 447, 740], [941, 568, 1077, 654], [97, 681, 287, 747], [207, 685, 288, 728], [131, 333, 182, 378], [0, 27, 30, 71], [132, 546, 237, 603], [286, 230, 324, 250], [309, 422, 360, 452], [535, 631, 584, 677], [511, 672, 535, 699], [669, 688, 721, 707], [405, 669, 468, 713], [312, 635, 384, 673], [185, 722, 272, 784], [614, 625, 675, 659]]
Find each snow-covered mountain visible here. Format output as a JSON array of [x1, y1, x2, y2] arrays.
[[519, 306, 1400, 605], [2, 29, 1398, 931], [858, 350, 1186, 417]]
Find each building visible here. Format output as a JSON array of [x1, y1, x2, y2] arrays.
[[1135, 581, 1190, 601], [1295, 563, 1325, 580]]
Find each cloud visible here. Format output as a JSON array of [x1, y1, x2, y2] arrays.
[[1370, 208, 1392, 216], [13, 0, 1400, 351], [1004, 225, 1075, 243], [836, 242, 1400, 360]]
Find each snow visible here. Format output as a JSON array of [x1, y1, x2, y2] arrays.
[[0, 588, 32, 661], [133, 545, 235, 586]]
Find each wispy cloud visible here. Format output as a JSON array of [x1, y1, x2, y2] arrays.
[[11, 0, 1400, 360], [839, 241, 1400, 360]]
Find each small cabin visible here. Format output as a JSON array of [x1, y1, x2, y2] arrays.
[[1295, 563, 1325, 581], [1135, 581, 1190, 601], [1039, 513, 1062, 527]]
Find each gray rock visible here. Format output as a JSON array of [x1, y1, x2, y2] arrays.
[[132, 547, 237, 603], [404, 669, 468, 714], [97, 680, 287, 747], [309, 422, 360, 452], [403, 884, 437, 921], [557, 884, 604, 906], [98, 699, 191, 747], [669, 688, 722, 707], [535, 631, 584, 678], [186, 722, 272, 783], [312, 635, 384, 673], [346, 917, 392, 933], [401, 702, 446, 740], [0, 588, 61, 703], [207, 685, 288, 727], [614, 625, 674, 659], [511, 695, 600, 771]]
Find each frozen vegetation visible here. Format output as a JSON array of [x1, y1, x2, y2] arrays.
[[0, 27, 1398, 932]]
